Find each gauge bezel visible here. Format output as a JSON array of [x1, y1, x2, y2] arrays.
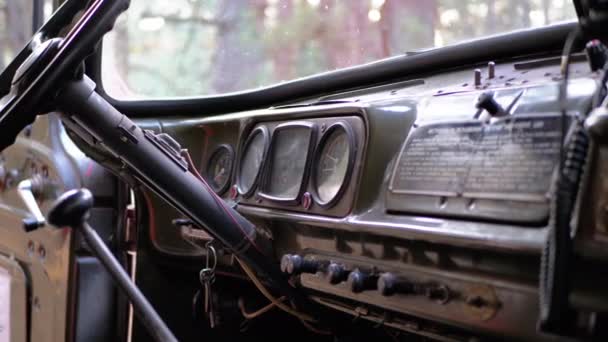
[[258, 122, 317, 205], [311, 121, 357, 208], [205, 144, 235, 195], [236, 126, 270, 198]]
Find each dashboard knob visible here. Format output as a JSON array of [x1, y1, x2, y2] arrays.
[[280, 254, 320, 275], [476, 91, 506, 117], [586, 39, 607, 72], [426, 284, 451, 304], [347, 269, 378, 293], [377, 273, 415, 296], [325, 262, 349, 284]]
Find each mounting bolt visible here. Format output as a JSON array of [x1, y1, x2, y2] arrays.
[[488, 61, 495, 79], [474, 69, 482, 87]]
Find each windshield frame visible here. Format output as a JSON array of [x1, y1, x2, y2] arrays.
[[92, 21, 578, 118]]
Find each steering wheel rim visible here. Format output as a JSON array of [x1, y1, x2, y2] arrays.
[[0, 0, 130, 152]]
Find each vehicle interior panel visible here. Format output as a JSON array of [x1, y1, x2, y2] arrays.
[[2, 1, 608, 341]]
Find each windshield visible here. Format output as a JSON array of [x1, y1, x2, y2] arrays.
[[0, 1, 33, 70], [101, 0, 577, 100]]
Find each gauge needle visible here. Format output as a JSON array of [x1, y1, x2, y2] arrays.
[[214, 168, 225, 182]]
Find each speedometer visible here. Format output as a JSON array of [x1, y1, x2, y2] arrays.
[[237, 126, 269, 197], [312, 122, 355, 207]]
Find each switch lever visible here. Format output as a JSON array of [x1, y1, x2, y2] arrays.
[[476, 91, 507, 117], [17, 178, 45, 231]]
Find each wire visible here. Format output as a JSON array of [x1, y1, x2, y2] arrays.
[[299, 317, 332, 335], [558, 26, 582, 164], [182, 149, 323, 327], [180, 149, 265, 255], [540, 26, 589, 333], [238, 296, 286, 319], [592, 64, 608, 108], [235, 257, 317, 323]]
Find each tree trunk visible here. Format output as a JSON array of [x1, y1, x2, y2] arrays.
[[210, 0, 248, 93]]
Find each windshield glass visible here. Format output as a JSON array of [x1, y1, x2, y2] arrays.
[[102, 0, 577, 99], [0, 1, 33, 70]]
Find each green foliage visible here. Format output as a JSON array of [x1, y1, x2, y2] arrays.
[[99, 0, 577, 99]]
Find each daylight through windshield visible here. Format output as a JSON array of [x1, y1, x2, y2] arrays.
[[101, 0, 576, 99]]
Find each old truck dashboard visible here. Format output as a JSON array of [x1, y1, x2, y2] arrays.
[[135, 52, 603, 340]]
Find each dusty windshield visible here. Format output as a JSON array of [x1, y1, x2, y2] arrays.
[[102, 0, 577, 99], [0, 1, 33, 70]]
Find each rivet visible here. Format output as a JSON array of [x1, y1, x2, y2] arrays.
[[438, 197, 447, 209], [38, 245, 46, 261], [467, 199, 476, 210], [33, 296, 41, 312], [27, 241, 35, 257]]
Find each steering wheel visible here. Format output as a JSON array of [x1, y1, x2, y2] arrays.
[[0, 0, 129, 152]]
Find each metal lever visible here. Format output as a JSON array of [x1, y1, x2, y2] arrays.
[[17, 178, 45, 231], [47, 188, 177, 342]]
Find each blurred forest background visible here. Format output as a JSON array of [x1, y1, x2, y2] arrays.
[[0, 0, 576, 99], [0, 0, 52, 71], [0, 0, 33, 71]]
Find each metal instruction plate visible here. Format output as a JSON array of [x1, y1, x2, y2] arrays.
[[390, 114, 562, 203]]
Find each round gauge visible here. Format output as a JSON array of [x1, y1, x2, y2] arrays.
[[312, 122, 356, 207], [237, 127, 269, 197], [205, 145, 234, 194]]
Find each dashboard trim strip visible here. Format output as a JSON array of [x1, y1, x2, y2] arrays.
[[236, 205, 545, 254]]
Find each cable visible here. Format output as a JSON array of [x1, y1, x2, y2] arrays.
[[235, 257, 317, 323], [558, 26, 582, 163], [540, 26, 590, 334], [182, 149, 321, 326], [180, 149, 265, 255], [592, 64, 608, 108], [238, 296, 286, 319], [299, 317, 332, 335]]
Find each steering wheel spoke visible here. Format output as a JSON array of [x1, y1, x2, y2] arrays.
[[0, 0, 130, 152]]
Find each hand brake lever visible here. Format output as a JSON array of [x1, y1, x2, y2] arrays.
[[47, 188, 178, 342]]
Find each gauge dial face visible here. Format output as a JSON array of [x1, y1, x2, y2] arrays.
[[265, 126, 312, 200], [206, 145, 234, 194], [314, 125, 353, 205], [238, 128, 268, 195]]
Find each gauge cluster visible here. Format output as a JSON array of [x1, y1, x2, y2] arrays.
[[232, 116, 364, 217]]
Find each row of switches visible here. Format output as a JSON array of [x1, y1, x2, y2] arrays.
[[281, 254, 451, 302]]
